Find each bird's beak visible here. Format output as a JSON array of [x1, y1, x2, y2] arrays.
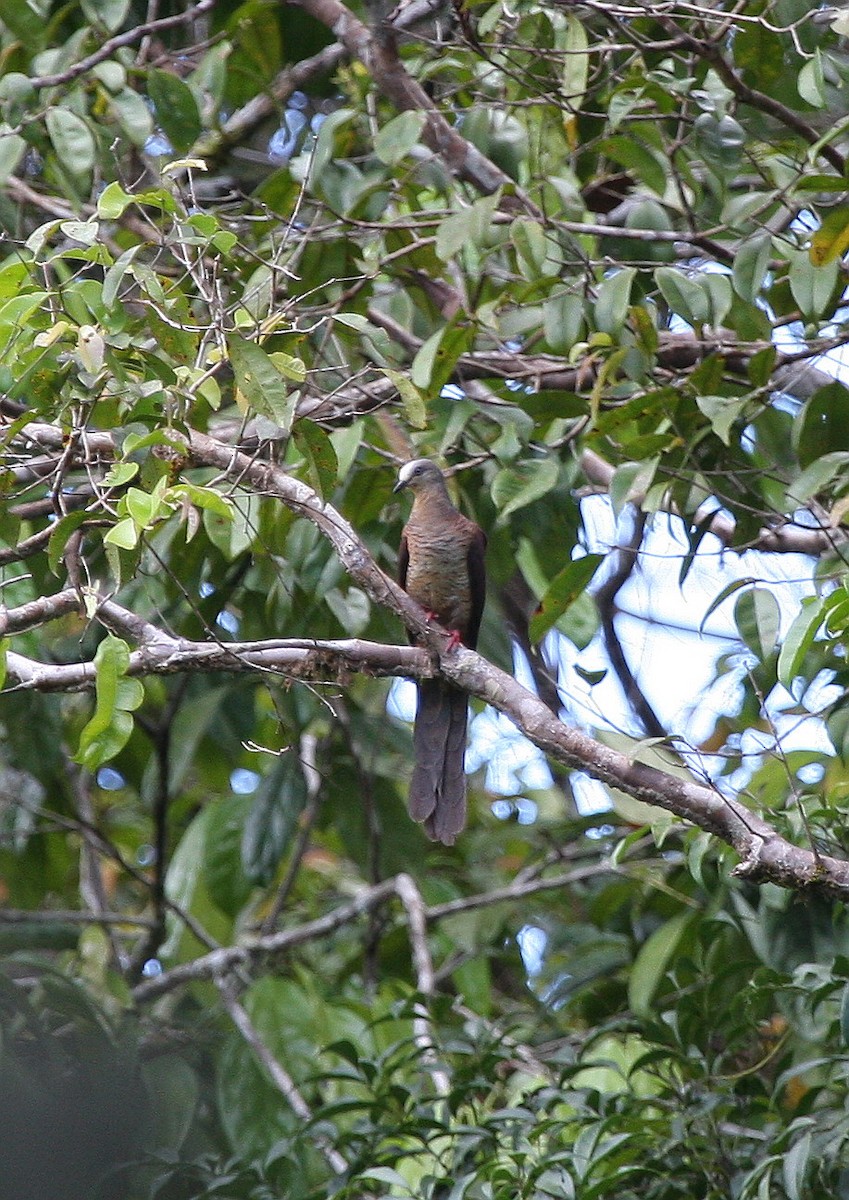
[[392, 477, 407, 494]]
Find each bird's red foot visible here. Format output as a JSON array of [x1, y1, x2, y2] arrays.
[[445, 628, 463, 651]]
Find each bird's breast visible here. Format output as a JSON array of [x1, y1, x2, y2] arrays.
[[403, 531, 473, 636]]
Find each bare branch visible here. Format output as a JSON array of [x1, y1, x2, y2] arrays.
[[27, 1, 216, 91]]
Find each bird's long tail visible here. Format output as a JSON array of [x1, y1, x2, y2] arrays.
[[409, 679, 468, 844]]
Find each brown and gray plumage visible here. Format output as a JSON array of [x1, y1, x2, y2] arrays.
[[393, 459, 486, 844]]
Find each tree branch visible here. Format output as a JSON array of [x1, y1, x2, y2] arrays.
[[286, 0, 538, 211], [4, 425, 848, 897]]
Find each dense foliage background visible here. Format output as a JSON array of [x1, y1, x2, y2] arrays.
[[4, 0, 849, 1196]]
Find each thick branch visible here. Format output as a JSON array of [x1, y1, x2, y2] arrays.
[[4, 427, 847, 897]]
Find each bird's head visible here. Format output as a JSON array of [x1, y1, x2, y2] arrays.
[[393, 458, 447, 495]]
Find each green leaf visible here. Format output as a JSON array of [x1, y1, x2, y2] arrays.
[[241, 754, 308, 886], [47, 510, 90, 575], [410, 324, 471, 394], [374, 110, 426, 166], [435, 193, 499, 262], [0, 130, 25, 185], [778, 596, 826, 689], [82, 0, 130, 31], [544, 292, 584, 353], [512, 217, 549, 279], [734, 587, 780, 663], [147, 69, 201, 153], [795, 381, 849, 468], [267, 350, 307, 382], [228, 333, 296, 430], [790, 451, 849, 504], [810, 205, 849, 267], [782, 1131, 811, 1200], [629, 911, 692, 1016], [384, 368, 427, 428], [733, 233, 772, 301], [104, 517, 139, 549], [204, 794, 254, 917], [700, 577, 758, 631], [102, 244, 141, 308], [75, 635, 140, 770], [594, 267, 636, 335], [797, 50, 826, 108], [696, 395, 748, 446], [293, 419, 338, 500], [840, 981, 849, 1046], [562, 13, 589, 107], [45, 109, 95, 175], [529, 554, 604, 644], [654, 267, 710, 326], [491, 458, 559, 520], [411, 327, 444, 390], [789, 250, 839, 319], [598, 135, 666, 196]]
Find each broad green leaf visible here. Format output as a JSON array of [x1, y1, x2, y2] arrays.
[[608, 459, 658, 515], [45, 109, 95, 175], [797, 50, 826, 108], [0, 130, 25, 185], [810, 205, 849, 267], [267, 350, 307, 382], [102, 244, 141, 308], [529, 554, 604, 643], [702, 272, 732, 327], [75, 635, 140, 769], [384, 368, 427, 428], [47, 510, 91, 575], [654, 267, 710, 326], [436, 193, 500, 262], [374, 110, 426, 166], [306, 107, 354, 185], [241, 754, 308, 885], [562, 14, 589, 107], [696, 395, 748, 446], [104, 517, 139, 549], [595, 267, 636, 335], [782, 1131, 811, 1200], [598, 135, 665, 196], [491, 458, 559, 520], [789, 250, 839, 318], [734, 587, 780, 663], [293, 418, 338, 500], [108, 86, 154, 146], [512, 217, 549, 279], [778, 596, 826, 688], [204, 794, 254, 917], [795, 381, 849, 467], [228, 333, 296, 430], [544, 292, 584, 353], [840, 982, 849, 1046], [629, 911, 692, 1015], [411, 327, 444, 390], [81, 0, 130, 30], [411, 324, 471, 394], [147, 69, 201, 153], [733, 233, 771, 301], [789, 451, 849, 504]]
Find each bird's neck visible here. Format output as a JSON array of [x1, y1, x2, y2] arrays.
[[410, 488, 456, 522]]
